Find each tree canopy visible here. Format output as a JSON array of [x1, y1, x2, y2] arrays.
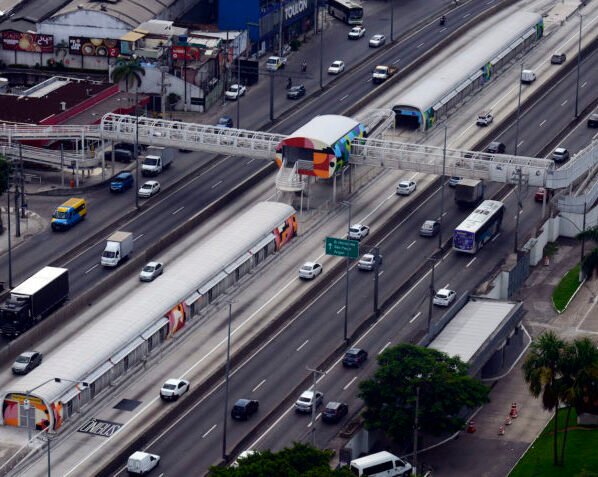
[[110, 58, 145, 92], [208, 443, 353, 477], [578, 225, 598, 278], [358, 344, 489, 445]]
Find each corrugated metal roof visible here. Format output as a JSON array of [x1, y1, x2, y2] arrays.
[[429, 299, 518, 363], [393, 11, 542, 113], [3, 202, 295, 405], [285, 115, 360, 148]]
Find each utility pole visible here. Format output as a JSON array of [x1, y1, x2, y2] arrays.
[[438, 124, 447, 249], [514, 62, 523, 156], [7, 175, 13, 288], [306, 366, 324, 446], [160, 65, 168, 119], [134, 88, 140, 210], [222, 301, 234, 461], [269, 72, 275, 121], [279, 0, 284, 57], [319, 6, 324, 90], [574, 12, 582, 118], [341, 201, 351, 343], [19, 144, 25, 219], [373, 246, 381, 316], [580, 201, 587, 282], [426, 258, 436, 335], [390, 0, 395, 42], [412, 382, 420, 476], [513, 169, 522, 254], [14, 164, 20, 238], [236, 43, 241, 129]]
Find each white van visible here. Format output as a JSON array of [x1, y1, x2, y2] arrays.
[[349, 451, 412, 477], [127, 451, 160, 475], [521, 69, 536, 84]]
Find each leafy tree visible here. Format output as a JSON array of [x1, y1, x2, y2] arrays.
[[110, 58, 145, 92], [558, 337, 598, 465], [208, 443, 353, 477], [522, 331, 566, 466], [358, 344, 489, 446], [577, 225, 598, 279]]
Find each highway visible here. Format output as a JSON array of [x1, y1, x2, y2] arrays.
[[0, 0, 497, 347]]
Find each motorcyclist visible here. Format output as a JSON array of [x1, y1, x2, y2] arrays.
[[287, 77, 292, 89], [440, 15, 446, 25], [301, 60, 307, 72]]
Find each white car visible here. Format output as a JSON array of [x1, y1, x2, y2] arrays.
[[299, 261, 323, 280], [348, 26, 366, 39], [160, 378, 190, 401], [295, 390, 324, 413], [231, 450, 258, 468], [433, 288, 457, 307], [357, 253, 382, 271], [396, 180, 416, 195], [225, 84, 246, 100], [328, 60, 345, 75], [476, 111, 494, 126], [348, 223, 370, 241], [369, 34, 386, 47], [138, 180, 160, 198], [140, 261, 164, 282]]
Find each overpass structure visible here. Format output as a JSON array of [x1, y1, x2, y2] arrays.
[[0, 112, 595, 193]]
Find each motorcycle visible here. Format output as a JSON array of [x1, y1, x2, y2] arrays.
[[439, 16, 446, 26]]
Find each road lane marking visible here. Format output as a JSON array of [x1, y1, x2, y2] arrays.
[[492, 233, 501, 242], [307, 413, 322, 426], [85, 264, 98, 274], [517, 140, 524, 148], [133, 234, 144, 241], [392, 58, 401, 64], [296, 339, 309, 351], [539, 119, 547, 127], [340, 94, 349, 102], [463, 13, 471, 18], [172, 206, 184, 215], [561, 100, 568, 107], [379, 270, 384, 276], [365, 78, 372, 83], [379, 342, 391, 354], [343, 377, 357, 390], [417, 42, 424, 48], [466, 257, 477, 268], [581, 81, 587, 88], [252, 379, 266, 392], [202, 424, 217, 438], [246, 159, 255, 165], [211, 180, 223, 189], [409, 311, 421, 324], [444, 283, 450, 289], [440, 27, 447, 33], [407, 240, 416, 249], [337, 306, 345, 314]]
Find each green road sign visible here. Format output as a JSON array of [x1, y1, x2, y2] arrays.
[[325, 237, 359, 259]]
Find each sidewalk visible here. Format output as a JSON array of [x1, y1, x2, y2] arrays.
[[422, 240, 598, 476]]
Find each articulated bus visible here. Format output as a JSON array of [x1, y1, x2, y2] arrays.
[[453, 200, 505, 254], [328, 0, 364, 25]]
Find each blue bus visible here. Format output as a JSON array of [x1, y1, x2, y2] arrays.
[[328, 0, 364, 25], [453, 200, 505, 254]]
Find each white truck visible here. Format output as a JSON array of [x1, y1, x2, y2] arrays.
[[521, 69, 536, 84], [101, 231, 134, 267], [142, 146, 174, 176], [127, 451, 160, 475], [372, 65, 397, 84], [266, 56, 287, 71]]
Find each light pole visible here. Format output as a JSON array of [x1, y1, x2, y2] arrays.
[[513, 168, 522, 254], [341, 200, 352, 343], [574, 12, 582, 118], [306, 366, 324, 446], [559, 204, 588, 282], [7, 175, 13, 288], [373, 246, 381, 317], [426, 257, 437, 336], [412, 375, 422, 476], [390, 0, 395, 42], [514, 62, 523, 156], [222, 301, 235, 460], [438, 124, 448, 249], [134, 87, 140, 210], [319, 4, 324, 90]]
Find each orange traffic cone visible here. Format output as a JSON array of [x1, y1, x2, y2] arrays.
[[466, 420, 476, 433], [505, 415, 513, 426], [498, 425, 505, 436], [510, 402, 518, 419]]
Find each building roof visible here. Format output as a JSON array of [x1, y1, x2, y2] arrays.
[[0, 77, 113, 124], [429, 298, 519, 363], [284, 115, 361, 148], [0, 0, 70, 32], [3, 201, 296, 405], [393, 11, 542, 113]]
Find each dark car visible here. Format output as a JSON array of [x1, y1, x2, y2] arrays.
[[322, 401, 348, 424], [231, 399, 259, 420], [551, 53, 566, 64], [104, 149, 133, 163], [216, 116, 234, 128], [342, 348, 368, 367], [12, 351, 43, 375], [485, 141, 506, 154], [587, 113, 598, 128], [110, 171, 134, 192], [287, 84, 306, 99]]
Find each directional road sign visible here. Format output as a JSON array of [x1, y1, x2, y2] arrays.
[[325, 237, 359, 259]]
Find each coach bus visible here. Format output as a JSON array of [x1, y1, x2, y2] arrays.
[[328, 0, 364, 25], [453, 200, 505, 254]]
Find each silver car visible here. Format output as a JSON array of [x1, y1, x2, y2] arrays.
[[139, 261, 164, 282], [12, 351, 43, 375], [294, 390, 324, 413], [358, 253, 382, 271]]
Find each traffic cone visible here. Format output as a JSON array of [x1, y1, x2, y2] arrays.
[[498, 425, 505, 436], [505, 415, 512, 425], [466, 420, 476, 433], [510, 402, 518, 418]]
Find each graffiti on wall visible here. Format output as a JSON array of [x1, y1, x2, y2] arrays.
[[166, 302, 189, 337]]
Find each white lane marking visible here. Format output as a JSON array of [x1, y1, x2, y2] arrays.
[[379, 341, 391, 354], [440, 27, 447, 33], [487, 0, 495, 4], [133, 234, 144, 242], [466, 257, 477, 268], [296, 339, 309, 352], [491, 233, 501, 242], [340, 94, 349, 102], [202, 424, 217, 438], [539, 119, 547, 127], [463, 13, 471, 18], [581, 81, 587, 88], [444, 283, 450, 289], [379, 270, 384, 276], [307, 413, 322, 426], [517, 140, 524, 148], [365, 78, 372, 83], [343, 376, 357, 390], [417, 42, 424, 48], [85, 264, 98, 274], [392, 58, 401, 65], [561, 100, 568, 107], [252, 379, 266, 393], [246, 158, 255, 165], [337, 306, 345, 314], [407, 240, 416, 249], [211, 180, 223, 189], [172, 206, 184, 215], [409, 311, 421, 324]]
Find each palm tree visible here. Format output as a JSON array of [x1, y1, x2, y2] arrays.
[[522, 331, 566, 466], [110, 58, 145, 92], [577, 225, 598, 279], [559, 337, 598, 465]]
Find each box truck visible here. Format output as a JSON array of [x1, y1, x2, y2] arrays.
[[454, 179, 485, 208], [142, 146, 174, 176], [101, 231, 134, 267]]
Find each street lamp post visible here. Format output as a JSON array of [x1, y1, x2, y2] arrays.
[[306, 366, 325, 446], [134, 88, 140, 210], [514, 62, 523, 156], [438, 124, 448, 249], [426, 257, 437, 335], [373, 246, 381, 317], [513, 168, 522, 254], [574, 12, 582, 118], [412, 379, 421, 476], [222, 301, 235, 460], [319, 5, 324, 90], [341, 201, 351, 343], [390, 0, 395, 42], [7, 177, 13, 288]]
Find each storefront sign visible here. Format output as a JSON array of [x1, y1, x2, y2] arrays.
[[1, 31, 54, 53], [284, 0, 309, 21], [78, 418, 123, 437], [172, 45, 200, 61], [69, 37, 120, 57]]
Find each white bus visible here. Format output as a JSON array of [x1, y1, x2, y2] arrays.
[[349, 451, 412, 477], [453, 200, 505, 254], [328, 0, 364, 25]]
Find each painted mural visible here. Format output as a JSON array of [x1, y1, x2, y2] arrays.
[[273, 214, 298, 249], [166, 302, 189, 337], [2, 394, 52, 430]]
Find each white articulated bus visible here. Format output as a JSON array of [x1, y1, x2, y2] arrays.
[[349, 451, 412, 477]]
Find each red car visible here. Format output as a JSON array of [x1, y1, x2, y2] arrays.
[[535, 187, 549, 202]]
